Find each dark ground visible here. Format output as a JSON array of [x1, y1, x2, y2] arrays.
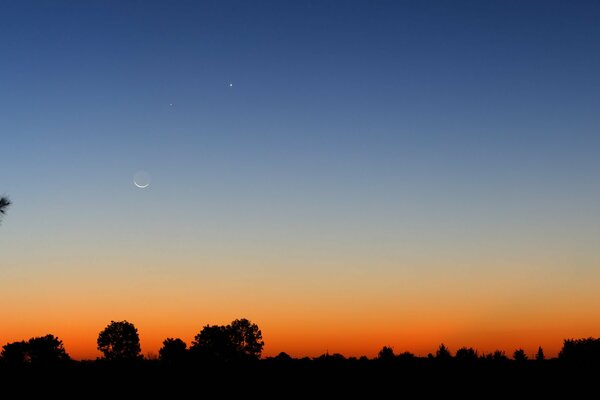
[[1, 358, 598, 398]]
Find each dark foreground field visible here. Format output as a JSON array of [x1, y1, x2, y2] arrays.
[[2, 358, 599, 397]]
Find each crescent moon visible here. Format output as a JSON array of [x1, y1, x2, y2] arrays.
[[133, 170, 151, 189], [134, 180, 149, 189]]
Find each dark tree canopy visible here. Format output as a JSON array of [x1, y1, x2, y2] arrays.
[[1, 340, 29, 366], [229, 318, 264, 359], [191, 318, 264, 362], [435, 344, 452, 360], [159, 338, 187, 363], [377, 346, 395, 361], [559, 337, 600, 364], [1, 335, 69, 366], [455, 347, 478, 362], [513, 348, 528, 362], [492, 350, 508, 361], [397, 351, 415, 361], [27, 335, 70, 365], [191, 324, 235, 361], [97, 320, 142, 361]]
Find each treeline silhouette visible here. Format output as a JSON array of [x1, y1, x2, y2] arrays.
[[2, 319, 600, 395], [3, 318, 599, 366]]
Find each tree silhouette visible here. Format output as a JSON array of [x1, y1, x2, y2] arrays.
[[27, 334, 70, 365], [228, 318, 264, 359], [535, 346, 545, 361], [559, 337, 600, 364], [513, 348, 528, 362], [492, 350, 508, 361], [377, 346, 395, 361], [1, 335, 69, 366], [1, 340, 29, 366], [191, 324, 234, 361], [190, 318, 264, 362], [159, 338, 187, 363], [435, 343, 452, 360], [455, 347, 478, 362], [397, 351, 415, 361], [273, 351, 292, 361], [97, 320, 142, 361]]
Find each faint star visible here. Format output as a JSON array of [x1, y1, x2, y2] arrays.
[[229, 83, 233, 87]]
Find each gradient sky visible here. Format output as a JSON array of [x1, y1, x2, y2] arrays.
[[1, 0, 600, 360]]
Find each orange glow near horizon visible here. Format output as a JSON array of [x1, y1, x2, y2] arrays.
[[2, 237, 600, 361], [1, 312, 595, 361], [2, 261, 599, 360]]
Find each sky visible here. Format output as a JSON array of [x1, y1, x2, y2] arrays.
[[1, 0, 600, 360]]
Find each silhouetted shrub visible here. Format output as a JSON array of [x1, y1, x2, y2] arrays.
[[159, 338, 187, 363]]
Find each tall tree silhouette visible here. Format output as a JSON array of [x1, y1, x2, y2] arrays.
[[97, 320, 142, 361], [435, 343, 452, 360], [535, 346, 545, 361], [229, 318, 264, 360]]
